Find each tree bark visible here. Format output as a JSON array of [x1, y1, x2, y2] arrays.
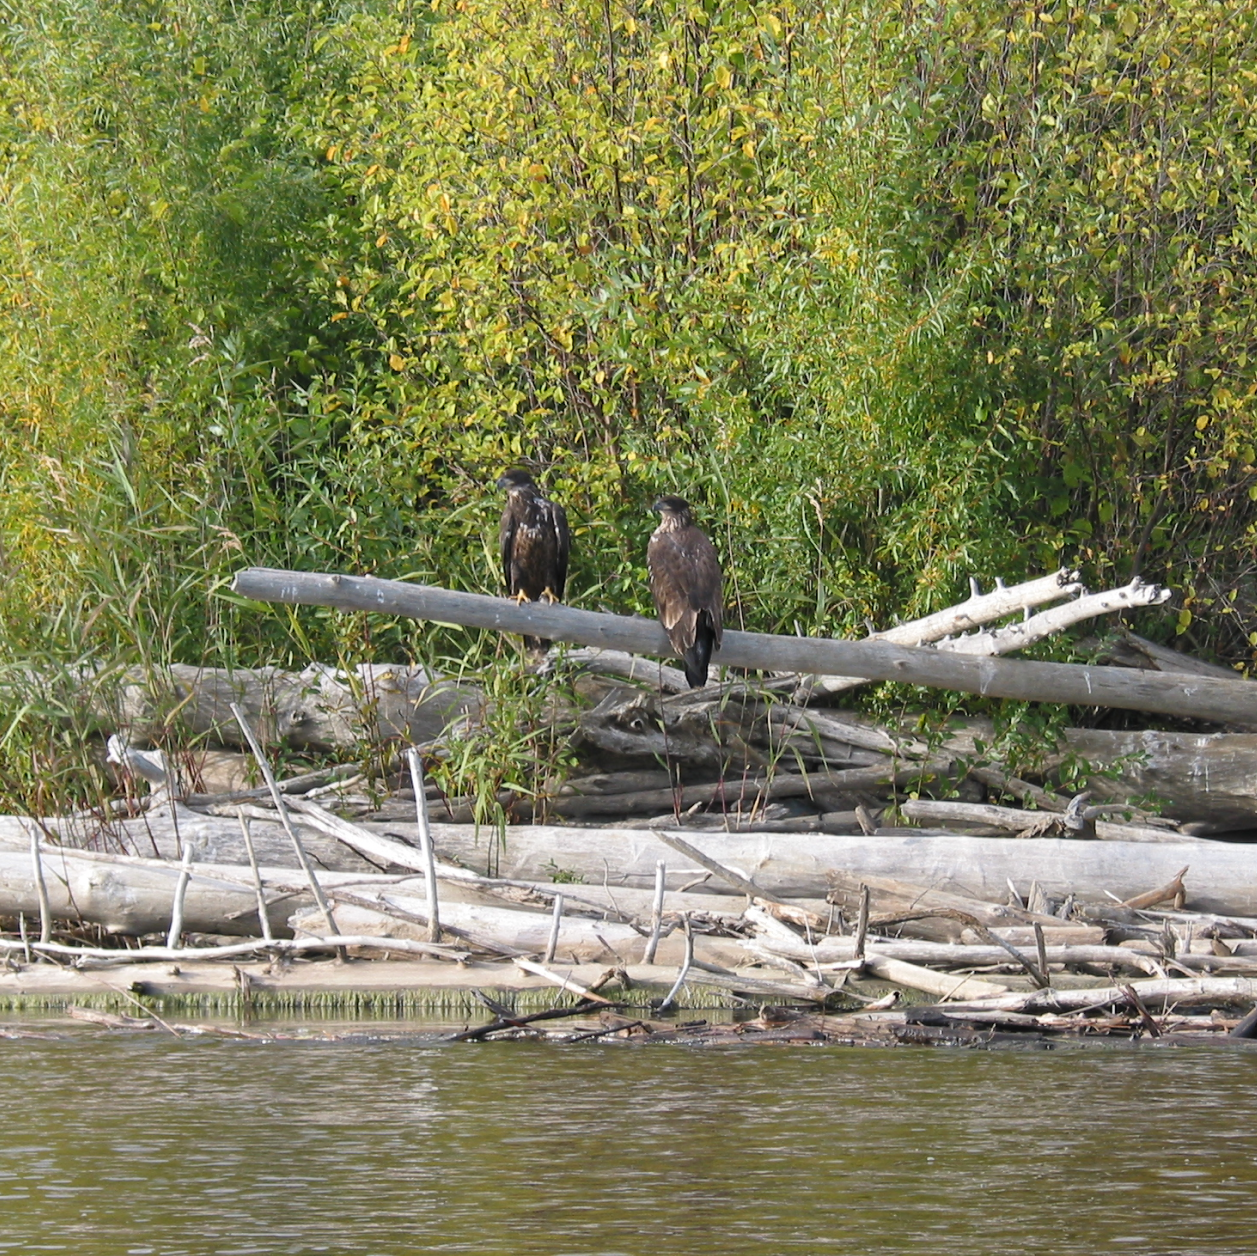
[[231, 567, 1257, 723]]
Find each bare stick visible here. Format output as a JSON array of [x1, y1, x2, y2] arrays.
[[229, 702, 341, 946], [652, 830, 783, 903], [447, 996, 612, 1042], [18, 912, 30, 964], [405, 747, 441, 943], [165, 842, 197, 949], [28, 824, 51, 946], [544, 893, 564, 964], [854, 884, 871, 961], [235, 811, 273, 942], [512, 956, 616, 1003], [943, 580, 1172, 657], [1034, 922, 1049, 988], [642, 860, 666, 964], [658, 914, 694, 1012]]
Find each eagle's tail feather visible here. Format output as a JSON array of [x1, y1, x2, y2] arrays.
[[682, 623, 715, 688]]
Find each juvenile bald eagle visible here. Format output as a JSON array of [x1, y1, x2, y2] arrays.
[[497, 468, 570, 652], [647, 495, 723, 688]]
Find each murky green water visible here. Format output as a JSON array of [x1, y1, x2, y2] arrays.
[[3, 1024, 1257, 1255]]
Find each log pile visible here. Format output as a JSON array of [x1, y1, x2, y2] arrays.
[[6, 565, 1257, 1042], [5, 794, 1257, 1044]]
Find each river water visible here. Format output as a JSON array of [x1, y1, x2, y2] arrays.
[[3, 1023, 1256, 1255]]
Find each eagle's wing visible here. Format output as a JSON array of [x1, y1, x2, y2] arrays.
[[550, 501, 570, 600], [648, 526, 722, 653], [499, 504, 518, 593]]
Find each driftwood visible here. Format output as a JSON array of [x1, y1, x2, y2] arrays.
[[18, 661, 475, 752], [897, 798, 1198, 843], [804, 572, 1166, 697], [0, 843, 298, 936], [750, 935, 1166, 975], [288, 898, 748, 968], [396, 824, 1257, 915], [1064, 728, 1257, 830], [230, 568, 1257, 723]]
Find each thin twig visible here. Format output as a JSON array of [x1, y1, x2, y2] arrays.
[[165, 843, 197, 949], [658, 914, 693, 1012], [405, 747, 441, 943], [229, 703, 342, 951], [235, 811, 273, 942], [642, 860, 666, 964], [27, 823, 52, 946], [544, 893, 564, 965]]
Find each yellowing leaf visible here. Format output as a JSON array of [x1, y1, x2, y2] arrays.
[[389, 353, 406, 371]]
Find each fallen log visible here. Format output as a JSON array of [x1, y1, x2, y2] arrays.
[[897, 798, 1196, 843], [5, 661, 476, 751], [230, 568, 1257, 724], [0, 844, 297, 936], [404, 824, 1257, 916], [748, 935, 1165, 976], [860, 954, 1011, 1000], [289, 898, 750, 968], [939, 975, 1257, 1013]]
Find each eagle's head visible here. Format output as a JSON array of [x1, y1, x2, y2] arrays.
[[497, 468, 537, 494], [651, 495, 694, 524]]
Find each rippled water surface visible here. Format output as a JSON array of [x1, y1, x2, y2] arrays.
[[3, 1025, 1257, 1255]]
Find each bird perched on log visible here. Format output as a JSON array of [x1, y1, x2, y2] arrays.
[[496, 467, 570, 652], [647, 495, 723, 688]]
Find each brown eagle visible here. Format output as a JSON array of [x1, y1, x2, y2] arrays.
[[647, 495, 723, 688], [496, 468, 570, 652]]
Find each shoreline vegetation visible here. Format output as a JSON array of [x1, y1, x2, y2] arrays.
[[5, 1, 1257, 1042]]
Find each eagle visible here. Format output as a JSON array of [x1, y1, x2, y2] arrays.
[[496, 468, 570, 652], [647, 495, 723, 688]]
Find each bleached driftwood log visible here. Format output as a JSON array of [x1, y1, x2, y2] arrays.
[[8, 661, 475, 752], [942, 580, 1173, 657], [287, 898, 749, 967], [402, 824, 1257, 916], [896, 798, 1195, 843], [230, 568, 1257, 723], [748, 935, 1169, 975], [937, 976, 1257, 1013], [10, 811, 1252, 923], [800, 573, 1167, 696], [0, 843, 299, 936]]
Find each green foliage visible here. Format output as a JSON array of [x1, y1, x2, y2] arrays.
[[2, 0, 1257, 816], [429, 650, 580, 865], [894, 0, 1257, 655]]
